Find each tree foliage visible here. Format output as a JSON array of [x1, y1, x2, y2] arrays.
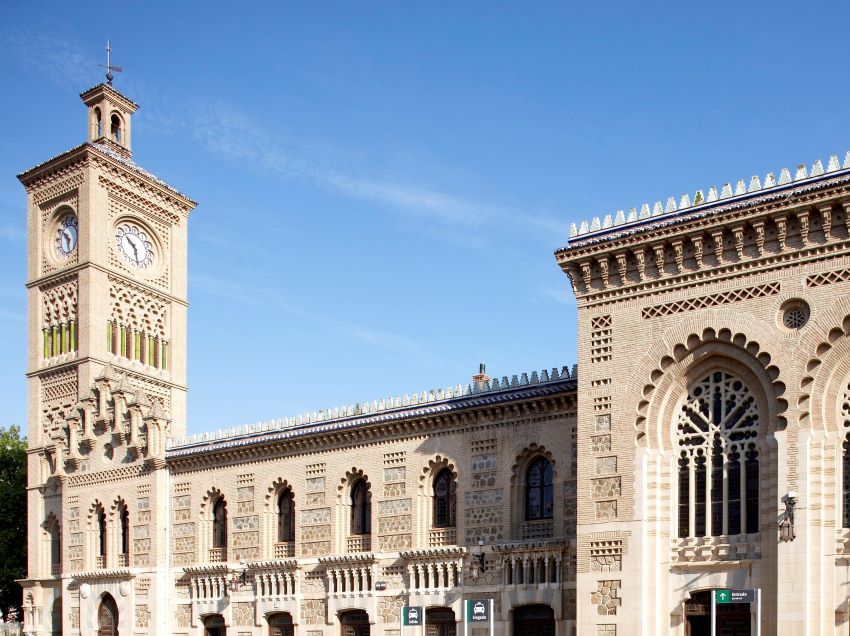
[[0, 425, 26, 622]]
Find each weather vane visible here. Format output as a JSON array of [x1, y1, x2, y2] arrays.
[[99, 40, 123, 85]]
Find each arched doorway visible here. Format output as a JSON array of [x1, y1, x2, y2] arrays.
[[685, 591, 750, 636], [512, 605, 554, 636], [426, 607, 456, 636], [203, 614, 226, 636], [269, 612, 294, 636], [50, 597, 62, 636], [97, 594, 119, 636], [340, 609, 370, 636]]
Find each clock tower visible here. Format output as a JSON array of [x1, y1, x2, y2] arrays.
[[18, 81, 195, 635]]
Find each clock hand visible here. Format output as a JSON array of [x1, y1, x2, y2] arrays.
[[129, 238, 139, 260]]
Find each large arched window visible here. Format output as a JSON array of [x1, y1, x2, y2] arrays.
[[526, 457, 554, 520], [97, 506, 107, 566], [350, 479, 371, 535], [277, 488, 295, 543], [433, 469, 456, 528], [212, 498, 228, 550], [118, 503, 130, 563], [677, 370, 759, 538]]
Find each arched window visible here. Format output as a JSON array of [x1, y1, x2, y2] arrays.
[[212, 498, 228, 549], [110, 114, 122, 143], [119, 504, 130, 560], [677, 370, 759, 538], [46, 514, 61, 574], [97, 507, 107, 564], [277, 488, 295, 543], [94, 107, 103, 137], [526, 457, 554, 520], [350, 479, 370, 535], [844, 436, 850, 529], [433, 469, 456, 528]]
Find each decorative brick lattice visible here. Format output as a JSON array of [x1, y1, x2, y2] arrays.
[[592, 477, 621, 499], [471, 438, 497, 453], [306, 462, 326, 476], [301, 599, 326, 625], [378, 597, 404, 623], [595, 456, 617, 476], [232, 602, 253, 626], [807, 268, 850, 288], [591, 539, 624, 572], [592, 435, 612, 452], [384, 451, 406, 466], [641, 281, 780, 319], [135, 604, 150, 628], [596, 500, 617, 520], [593, 396, 612, 412], [590, 315, 613, 362], [591, 580, 621, 615], [175, 605, 191, 628]]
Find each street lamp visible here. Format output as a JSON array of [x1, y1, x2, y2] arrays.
[[779, 491, 797, 543], [470, 539, 486, 581]]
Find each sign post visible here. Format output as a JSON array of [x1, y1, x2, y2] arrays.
[[466, 599, 492, 636], [712, 589, 760, 636]]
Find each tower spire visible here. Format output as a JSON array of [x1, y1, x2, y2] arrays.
[[99, 40, 123, 85]]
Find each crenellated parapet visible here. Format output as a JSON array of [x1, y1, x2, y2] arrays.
[[556, 152, 850, 306], [168, 365, 578, 450]]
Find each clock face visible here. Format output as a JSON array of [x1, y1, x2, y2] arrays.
[[115, 223, 154, 268], [56, 215, 78, 256]]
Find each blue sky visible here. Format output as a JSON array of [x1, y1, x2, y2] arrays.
[[1, 2, 849, 437]]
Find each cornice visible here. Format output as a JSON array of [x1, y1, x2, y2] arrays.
[[558, 167, 850, 254], [66, 463, 152, 489], [166, 382, 577, 472], [319, 554, 376, 565], [27, 354, 187, 392], [246, 559, 299, 571], [26, 262, 188, 307], [399, 547, 467, 559], [18, 143, 196, 211], [72, 568, 134, 582], [577, 240, 850, 310], [491, 539, 569, 553]]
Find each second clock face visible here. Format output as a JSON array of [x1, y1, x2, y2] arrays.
[[56, 214, 78, 256], [115, 223, 154, 268]]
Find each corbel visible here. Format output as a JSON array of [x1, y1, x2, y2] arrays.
[[614, 252, 628, 285], [634, 248, 646, 282], [579, 261, 592, 290], [598, 257, 610, 289], [671, 239, 684, 274], [652, 242, 666, 277], [842, 200, 850, 236], [710, 229, 725, 265], [797, 208, 810, 246], [819, 203, 833, 242], [775, 215, 787, 251], [690, 234, 704, 269], [752, 220, 765, 257], [731, 225, 745, 261]]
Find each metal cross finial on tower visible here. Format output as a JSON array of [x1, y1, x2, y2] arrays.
[[99, 40, 123, 85]]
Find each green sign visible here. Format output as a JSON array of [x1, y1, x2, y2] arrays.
[[403, 606, 422, 626], [715, 589, 755, 604], [467, 599, 491, 623]]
